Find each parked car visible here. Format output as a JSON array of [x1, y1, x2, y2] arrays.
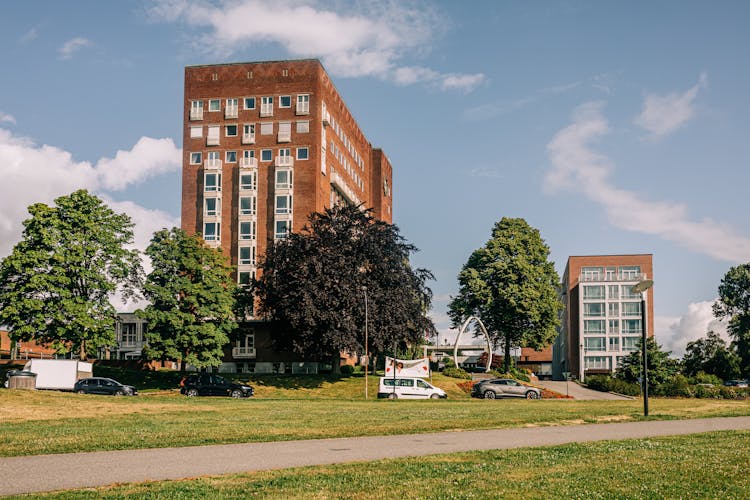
[[180, 373, 254, 398], [73, 377, 137, 396], [723, 379, 749, 388], [471, 378, 541, 399], [377, 377, 447, 399]]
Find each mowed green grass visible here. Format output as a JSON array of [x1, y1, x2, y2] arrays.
[[2, 374, 749, 458], [22, 431, 750, 499]]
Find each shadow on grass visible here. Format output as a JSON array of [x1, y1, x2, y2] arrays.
[[239, 373, 363, 390]]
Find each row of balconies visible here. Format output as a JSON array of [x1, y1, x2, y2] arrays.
[[206, 132, 290, 146], [190, 102, 310, 121], [579, 273, 647, 283], [203, 156, 293, 170]]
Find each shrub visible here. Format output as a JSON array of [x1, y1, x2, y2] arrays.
[[340, 365, 355, 375], [442, 367, 472, 380], [655, 374, 693, 397], [691, 372, 723, 386], [585, 375, 640, 396]]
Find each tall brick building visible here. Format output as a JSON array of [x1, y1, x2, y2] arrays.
[[181, 59, 393, 373], [552, 255, 654, 381]]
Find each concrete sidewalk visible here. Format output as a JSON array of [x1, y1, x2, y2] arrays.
[[536, 380, 632, 400], [1, 417, 749, 496]]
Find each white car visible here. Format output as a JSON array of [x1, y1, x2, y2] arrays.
[[377, 377, 447, 399]]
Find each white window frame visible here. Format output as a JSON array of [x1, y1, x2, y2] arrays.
[[190, 152, 202, 165], [204, 172, 221, 192], [275, 169, 293, 190], [239, 246, 256, 266], [239, 195, 256, 216], [190, 126, 203, 138], [203, 221, 220, 242], [239, 172, 257, 191], [244, 97, 256, 110], [296, 94, 310, 115], [279, 95, 292, 108], [260, 149, 273, 162], [275, 220, 290, 239], [204, 197, 220, 217], [296, 120, 310, 133], [260, 122, 273, 135], [275, 194, 292, 215], [225, 151, 238, 163], [239, 221, 256, 241], [225, 124, 238, 137], [296, 147, 309, 160], [208, 99, 221, 112]]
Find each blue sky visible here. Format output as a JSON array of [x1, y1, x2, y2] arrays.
[[1, 1, 749, 356]]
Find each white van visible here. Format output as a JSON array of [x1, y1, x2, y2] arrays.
[[377, 377, 447, 399]]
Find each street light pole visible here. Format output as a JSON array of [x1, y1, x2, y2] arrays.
[[362, 286, 368, 400], [631, 279, 653, 417]]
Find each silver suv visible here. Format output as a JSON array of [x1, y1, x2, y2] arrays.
[[471, 378, 541, 399]]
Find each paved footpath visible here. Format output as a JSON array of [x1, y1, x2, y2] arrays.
[[2, 417, 749, 496]]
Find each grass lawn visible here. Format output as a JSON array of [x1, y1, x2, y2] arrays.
[[21, 430, 750, 499], [1, 374, 749, 457]]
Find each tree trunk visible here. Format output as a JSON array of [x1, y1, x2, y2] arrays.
[[79, 340, 87, 361], [504, 333, 511, 373], [331, 352, 341, 374]]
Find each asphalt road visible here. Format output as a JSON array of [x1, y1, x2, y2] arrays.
[[1, 416, 749, 496]]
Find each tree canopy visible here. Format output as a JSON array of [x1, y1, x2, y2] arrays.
[[253, 205, 435, 368], [0, 190, 142, 359], [616, 337, 680, 387], [682, 331, 741, 381], [138, 228, 237, 370], [448, 217, 562, 372], [713, 263, 750, 377]]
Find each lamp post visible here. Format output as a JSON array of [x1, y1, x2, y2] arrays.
[[631, 279, 653, 417], [362, 286, 368, 400]]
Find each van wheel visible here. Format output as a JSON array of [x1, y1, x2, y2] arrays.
[[483, 390, 496, 399], [430, 393, 440, 399], [387, 393, 398, 400]]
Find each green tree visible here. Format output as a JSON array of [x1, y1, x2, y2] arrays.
[[616, 337, 680, 387], [0, 190, 142, 359], [254, 205, 435, 370], [682, 331, 741, 381], [713, 263, 750, 377], [448, 217, 562, 373], [138, 228, 237, 371]]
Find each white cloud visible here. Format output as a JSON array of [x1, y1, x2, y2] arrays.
[[58, 37, 93, 60], [469, 166, 503, 179], [148, 0, 485, 92], [96, 137, 182, 191], [0, 127, 181, 258], [545, 102, 750, 263], [655, 301, 728, 357], [0, 112, 16, 125], [634, 72, 707, 139], [19, 26, 39, 45]]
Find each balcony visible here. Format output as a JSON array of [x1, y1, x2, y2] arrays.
[[204, 159, 222, 170], [240, 157, 258, 169], [330, 170, 361, 206], [190, 109, 203, 121], [232, 346, 256, 359], [206, 135, 220, 146], [579, 273, 647, 283], [225, 106, 238, 119], [260, 104, 273, 117], [296, 102, 310, 115], [242, 133, 255, 144], [275, 156, 294, 167], [277, 131, 291, 143]]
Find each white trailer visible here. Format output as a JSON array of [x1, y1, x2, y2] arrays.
[[22, 359, 93, 390]]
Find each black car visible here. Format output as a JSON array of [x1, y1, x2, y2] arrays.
[[73, 377, 138, 396], [180, 373, 254, 398]]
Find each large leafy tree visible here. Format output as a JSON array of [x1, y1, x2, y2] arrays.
[[682, 331, 741, 381], [138, 228, 237, 371], [448, 217, 562, 372], [0, 190, 142, 359], [713, 263, 750, 377], [616, 337, 680, 387], [254, 205, 435, 369]]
